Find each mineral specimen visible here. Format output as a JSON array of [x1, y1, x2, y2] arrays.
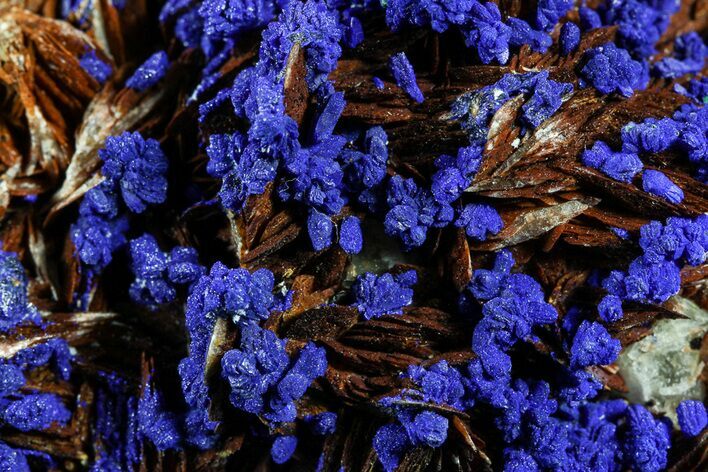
[[0, 1, 706, 470]]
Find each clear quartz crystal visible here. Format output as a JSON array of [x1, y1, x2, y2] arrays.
[[617, 296, 707, 424]]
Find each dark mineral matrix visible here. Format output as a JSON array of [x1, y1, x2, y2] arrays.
[[0, 0, 707, 471]]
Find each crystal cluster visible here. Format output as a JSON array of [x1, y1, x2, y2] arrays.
[[0, 254, 73, 467], [1, 0, 706, 470]]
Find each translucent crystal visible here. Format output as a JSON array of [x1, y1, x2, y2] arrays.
[[617, 296, 707, 424]]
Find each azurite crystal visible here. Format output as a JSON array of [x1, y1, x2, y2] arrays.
[[99, 131, 169, 214], [569, 321, 621, 368], [126, 51, 170, 92], [0, 252, 41, 332], [79, 50, 113, 84], [580, 42, 648, 96], [351, 270, 417, 319], [388, 52, 424, 103], [676, 400, 707, 437], [559, 21, 581, 55], [1, 0, 706, 471]]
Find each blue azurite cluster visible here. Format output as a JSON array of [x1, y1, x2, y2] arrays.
[[373, 360, 469, 471], [597, 0, 680, 59], [675, 76, 708, 103], [385, 0, 570, 64], [125, 51, 170, 92], [465, 250, 560, 379], [137, 376, 182, 451], [374, 408, 451, 471], [584, 102, 707, 196], [383, 175, 455, 249], [676, 400, 708, 437], [91, 373, 141, 471], [79, 50, 113, 84], [598, 215, 707, 321], [351, 270, 417, 319], [450, 71, 573, 150], [202, 0, 373, 252], [654, 32, 707, 78], [0, 343, 73, 437], [581, 140, 645, 183], [128, 234, 205, 309], [341, 125, 389, 213], [221, 324, 327, 423], [559, 21, 581, 55], [0, 252, 42, 332], [186, 263, 291, 328], [167, 0, 366, 101], [177, 262, 292, 447], [576, 0, 693, 96], [198, 0, 280, 40], [388, 52, 424, 103], [374, 247, 686, 472], [71, 132, 169, 286], [161, 0, 282, 102], [0, 256, 74, 468], [377, 72, 575, 251], [0, 386, 71, 468], [579, 42, 649, 96], [127, 261, 326, 459], [430, 71, 573, 245]]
